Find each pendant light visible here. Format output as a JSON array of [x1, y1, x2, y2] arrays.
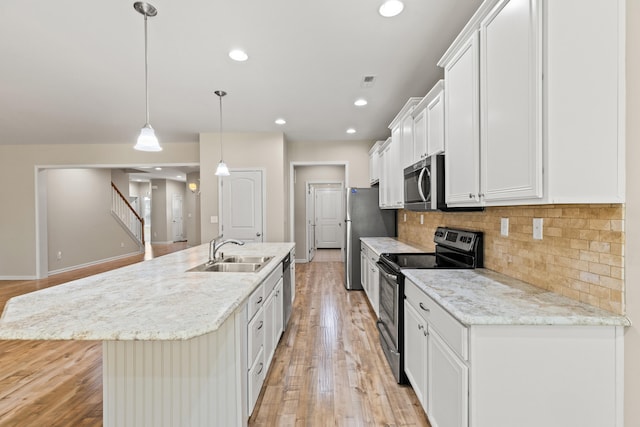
[[214, 90, 230, 176], [133, 2, 162, 152]]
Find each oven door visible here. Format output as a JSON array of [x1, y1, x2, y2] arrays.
[[377, 260, 405, 383]]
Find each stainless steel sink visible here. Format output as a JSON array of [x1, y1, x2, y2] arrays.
[[187, 261, 268, 273], [221, 256, 273, 264]]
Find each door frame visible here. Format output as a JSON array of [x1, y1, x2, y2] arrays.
[[218, 168, 267, 241], [304, 180, 346, 262], [289, 161, 349, 264]]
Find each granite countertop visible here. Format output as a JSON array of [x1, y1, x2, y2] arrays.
[[360, 237, 428, 257], [0, 242, 294, 341], [403, 268, 630, 327]]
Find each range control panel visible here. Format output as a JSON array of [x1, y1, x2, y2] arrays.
[[434, 227, 481, 253]]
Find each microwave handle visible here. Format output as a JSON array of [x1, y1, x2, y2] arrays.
[[417, 167, 428, 202]]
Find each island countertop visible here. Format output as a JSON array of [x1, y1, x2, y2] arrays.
[[0, 242, 294, 341]]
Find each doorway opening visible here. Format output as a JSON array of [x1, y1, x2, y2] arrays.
[[289, 162, 348, 263]]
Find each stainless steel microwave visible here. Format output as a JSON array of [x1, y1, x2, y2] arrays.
[[404, 155, 483, 212], [403, 155, 444, 211]]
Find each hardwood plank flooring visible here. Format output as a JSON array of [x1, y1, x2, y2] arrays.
[[0, 245, 429, 426], [249, 261, 430, 427]]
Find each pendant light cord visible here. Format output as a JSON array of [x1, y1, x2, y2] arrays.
[[144, 13, 150, 125], [219, 93, 223, 159]]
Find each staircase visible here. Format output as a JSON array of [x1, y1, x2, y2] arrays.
[[111, 182, 145, 246]]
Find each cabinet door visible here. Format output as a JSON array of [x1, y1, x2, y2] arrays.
[[427, 91, 445, 156], [368, 259, 380, 317], [444, 31, 481, 206], [480, 0, 542, 202], [388, 135, 404, 208], [274, 280, 284, 342], [361, 249, 367, 291], [401, 113, 415, 168], [404, 300, 427, 410], [413, 108, 428, 162], [263, 293, 276, 368], [427, 329, 468, 427], [379, 143, 391, 208]]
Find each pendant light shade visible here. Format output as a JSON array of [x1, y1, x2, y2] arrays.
[[214, 90, 231, 176], [133, 2, 162, 152]]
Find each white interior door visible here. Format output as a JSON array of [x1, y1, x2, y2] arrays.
[[315, 188, 343, 249], [220, 170, 264, 242], [306, 186, 316, 262], [171, 194, 184, 242]]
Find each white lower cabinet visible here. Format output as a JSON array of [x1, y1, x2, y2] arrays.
[[244, 265, 284, 417], [404, 278, 624, 427], [360, 241, 380, 316], [403, 300, 427, 406], [427, 329, 468, 427]]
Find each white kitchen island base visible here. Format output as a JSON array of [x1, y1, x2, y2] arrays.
[[103, 310, 244, 427]]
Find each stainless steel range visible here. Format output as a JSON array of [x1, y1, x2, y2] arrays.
[[376, 227, 483, 383]]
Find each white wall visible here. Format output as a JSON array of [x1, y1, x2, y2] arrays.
[[199, 132, 285, 243], [287, 140, 373, 189], [625, 0, 640, 423], [47, 169, 140, 272], [0, 142, 198, 278]]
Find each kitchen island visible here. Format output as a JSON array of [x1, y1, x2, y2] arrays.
[[0, 242, 295, 427]]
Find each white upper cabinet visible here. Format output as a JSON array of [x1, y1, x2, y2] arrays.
[[439, 0, 625, 207], [442, 32, 481, 206], [390, 97, 422, 171], [412, 80, 445, 165], [369, 140, 383, 185], [480, 0, 542, 203]]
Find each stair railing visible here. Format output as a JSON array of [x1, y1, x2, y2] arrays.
[[111, 182, 145, 245]]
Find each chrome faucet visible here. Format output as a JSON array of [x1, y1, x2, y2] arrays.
[[208, 235, 245, 263]]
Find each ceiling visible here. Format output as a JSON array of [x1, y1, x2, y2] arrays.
[[0, 0, 480, 146]]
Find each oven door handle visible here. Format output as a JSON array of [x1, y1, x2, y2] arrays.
[[417, 167, 427, 202], [376, 261, 398, 281]]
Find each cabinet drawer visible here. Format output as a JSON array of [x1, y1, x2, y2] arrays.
[[263, 263, 283, 297], [248, 308, 265, 365], [405, 279, 468, 360], [248, 347, 265, 414], [248, 285, 265, 321]]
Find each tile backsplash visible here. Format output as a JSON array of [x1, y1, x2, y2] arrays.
[[397, 204, 625, 314]]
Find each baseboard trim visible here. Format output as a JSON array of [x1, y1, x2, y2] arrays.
[[295, 258, 308, 264], [0, 275, 38, 280], [48, 250, 144, 276], [150, 240, 174, 245]]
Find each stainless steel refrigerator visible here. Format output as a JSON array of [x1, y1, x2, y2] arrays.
[[344, 187, 396, 290]]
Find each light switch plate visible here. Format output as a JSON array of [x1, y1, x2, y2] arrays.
[[403, 213, 407, 222], [533, 218, 543, 240], [420, 214, 424, 225], [500, 218, 509, 237], [210, 215, 219, 224]]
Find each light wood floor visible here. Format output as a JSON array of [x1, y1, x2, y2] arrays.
[[311, 249, 343, 263], [0, 245, 429, 426]]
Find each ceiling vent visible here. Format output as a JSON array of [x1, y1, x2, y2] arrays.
[[361, 75, 377, 88]]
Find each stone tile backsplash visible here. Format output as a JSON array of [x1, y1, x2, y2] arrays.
[[397, 204, 625, 314]]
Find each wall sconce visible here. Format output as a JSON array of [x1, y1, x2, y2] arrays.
[[188, 181, 199, 194]]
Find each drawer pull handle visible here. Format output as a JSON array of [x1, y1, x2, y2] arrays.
[[257, 321, 264, 330], [257, 362, 264, 375], [423, 330, 428, 337], [256, 297, 263, 304], [419, 302, 430, 313], [418, 324, 423, 330]]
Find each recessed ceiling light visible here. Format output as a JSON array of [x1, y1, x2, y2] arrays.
[[379, 0, 404, 17], [275, 118, 286, 125], [354, 99, 368, 107], [229, 49, 248, 62], [346, 128, 357, 134], [154, 167, 162, 171]]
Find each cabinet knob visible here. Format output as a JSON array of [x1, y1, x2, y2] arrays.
[[479, 193, 485, 198], [423, 330, 428, 337], [418, 324, 423, 330], [468, 193, 474, 199]]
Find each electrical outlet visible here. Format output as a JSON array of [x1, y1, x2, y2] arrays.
[[57, 251, 62, 260], [533, 218, 543, 240], [210, 215, 218, 224], [120, 242, 125, 248], [403, 213, 407, 222], [420, 214, 424, 225], [501, 218, 509, 237]]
